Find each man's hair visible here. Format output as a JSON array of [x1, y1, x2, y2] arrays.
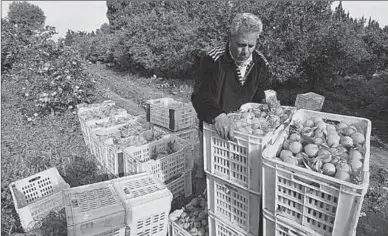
[[229, 13, 263, 37]]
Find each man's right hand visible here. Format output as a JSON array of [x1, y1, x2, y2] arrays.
[[214, 113, 235, 140]]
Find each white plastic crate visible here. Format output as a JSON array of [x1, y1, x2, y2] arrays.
[[84, 114, 137, 152], [146, 98, 195, 131], [206, 173, 261, 236], [152, 126, 199, 172], [89, 123, 130, 166], [77, 102, 128, 147], [263, 209, 318, 236], [89, 120, 166, 176], [261, 109, 371, 236], [295, 92, 325, 111], [168, 219, 192, 236], [203, 104, 295, 194], [63, 181, 126, 236], [111, 172, 173, 236], [9, 167, 70, 232], [94, 226, 127, 236], [123, 135, 192, 183], [165, 170, 192, 200], [208, 212, 256, 236]]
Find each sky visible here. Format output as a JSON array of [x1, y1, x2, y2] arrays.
[[1, 1, 388, 41]]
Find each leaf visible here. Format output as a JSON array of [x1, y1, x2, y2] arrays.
[[300, 134, 315, 145]]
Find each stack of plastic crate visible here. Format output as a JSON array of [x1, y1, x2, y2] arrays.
[[9, 167, 70, 233], [145, 97, 199, 199], [111, 172, 173, 236], [63, 172, 173, 236], [202, 103, 296, 236], [261, 109, 372, 236], [122, 134, 193, 199], [87, 118, 159, 175]]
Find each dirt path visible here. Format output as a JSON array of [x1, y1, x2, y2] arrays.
[[86, 63, 388, 236]]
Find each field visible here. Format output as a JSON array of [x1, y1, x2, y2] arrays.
[[1, 63, 388, 236]]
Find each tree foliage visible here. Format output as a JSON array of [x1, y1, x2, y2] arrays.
[[67, 0, 387, 82], [7, 1, 46, 31], [2, 18, 96, 119]]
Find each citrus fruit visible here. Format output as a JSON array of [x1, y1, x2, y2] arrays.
[[351, 132, 365, 144], [336, 122, 348, 130], [349, 149, 363, 161], [283, 140, 291, 150], [280, 150, 294, 160], [335, 171, 351, 182], [289, 141, 303, 154], [289, 133, 301, 142], [304, 144, 319, 157], [349, 159, 363, 173], [343, 127, 356, 136], [322, 163, 336, 176], [304, 119, 315, 127], [340, 136, 353, 148], [313, 137, 324, 145]]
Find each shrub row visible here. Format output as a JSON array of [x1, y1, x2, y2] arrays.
[[66, 1, 388, 83]]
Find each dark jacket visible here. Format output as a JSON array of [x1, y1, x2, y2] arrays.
[[191, 42, 272, 129]]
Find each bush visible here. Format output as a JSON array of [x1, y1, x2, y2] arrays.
[[2, 22, 96, 119]]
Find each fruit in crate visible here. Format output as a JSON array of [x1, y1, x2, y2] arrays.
[[79, 105, 126, 121], [89, 115, 135, 129], [227, 102, 293, 137], [150, 140, 179, 160], [96, 122, 168, 149], [170, 194, 209, 236], [275, 117, 367, 184]]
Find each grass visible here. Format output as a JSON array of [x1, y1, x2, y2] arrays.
[[1, 77, 111, 235]]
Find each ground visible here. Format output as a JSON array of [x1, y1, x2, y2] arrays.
[[1, 63, 387, 235]]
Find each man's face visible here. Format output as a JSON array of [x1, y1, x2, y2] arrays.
[[229, 32, 257, 63]]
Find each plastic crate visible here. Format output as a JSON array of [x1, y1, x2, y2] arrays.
[[63, 181, 126, 236], [146, 98, 195, 132], [168, 219, 192, 236], [84, 114, 137, 152], [88, 123, 129, 165], [152, 126, 199, 172], [295, 92, 325, 111], [208, 212, 256, 236], [261, 109, 371, 236], [111, 172, 173, 236], [123, 135, 192, 182], [165, 170, 192, 200], [206, 173, 260, 236], [203, 123, 281, 195], [263, 209, 318, 236], [203, 104, 295, 194], [94, 226, 127, 236], [77, 103, 128, 147], [9, 167, 70, 232]]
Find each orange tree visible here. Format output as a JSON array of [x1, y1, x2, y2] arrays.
[[2, 21, 96, 120]]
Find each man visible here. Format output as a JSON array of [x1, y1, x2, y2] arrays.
[[191, 13, 273, 178]]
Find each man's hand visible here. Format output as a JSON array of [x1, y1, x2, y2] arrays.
[[214, 113, 235, 140]]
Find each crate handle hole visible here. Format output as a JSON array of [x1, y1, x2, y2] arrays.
[[28, 176, 41, 183]]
